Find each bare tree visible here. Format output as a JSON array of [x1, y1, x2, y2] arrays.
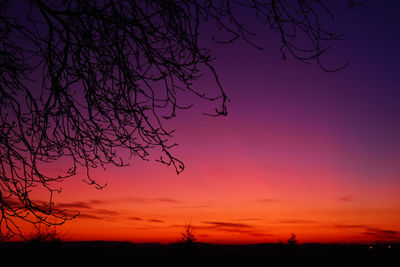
[[27, 224, 63, 244], [0, 0, 359, 240], [180, 222, 196, 246]]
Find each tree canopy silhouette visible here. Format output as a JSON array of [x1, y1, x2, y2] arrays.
[[0, 0, 359, 240]]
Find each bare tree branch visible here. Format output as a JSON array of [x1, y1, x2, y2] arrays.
[[0, 0, 357, 240]]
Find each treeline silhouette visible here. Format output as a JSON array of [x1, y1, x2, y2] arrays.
[[1, 240, 399, 267]]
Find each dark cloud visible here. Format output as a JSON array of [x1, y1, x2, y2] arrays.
[[55, 200, 120, 219], [93, 209, 120, 216], [231, 218, 264, 222], [275, 219, 318, 224], [245, 231, 274, 237], [338, 195, 354, 202], [363, 227, 399, 239], [128, 216, 143, 221], [199, 221, 273, 237], [55, 196, 181, 215], [148, 219, 164, 223], [118, 197, 181, 204], [57, 201, 93, 209], [78, 209, 120, 220], [3, 198, 54, 210], [334, 224, 399, 240], [203, 221, 253, 229], [56, 199, 109, 210], [2, 198, 23, 208], [57, 197, 182, 209], [61, 204, 120, 220]]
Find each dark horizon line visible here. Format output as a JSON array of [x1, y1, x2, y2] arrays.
[[3, 240, 398, 246]]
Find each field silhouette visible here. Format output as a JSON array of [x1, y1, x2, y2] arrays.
[[1, 240, 399, 267]]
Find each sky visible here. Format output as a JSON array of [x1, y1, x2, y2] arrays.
[[13, 1, 400, 244]]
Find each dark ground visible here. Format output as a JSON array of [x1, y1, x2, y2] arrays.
[[1, 241, 399, 266]]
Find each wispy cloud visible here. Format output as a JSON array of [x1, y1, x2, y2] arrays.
[[338, 195, 354, 202], [2, 198, 23, 208], [128, 216, 143, 221], [55, 200, 121, 220], [363, 227, 399, 239], [334, 224, 399, 240], [148, 219, 164, 223], [58, 196, 182, 208], [89, 199, 107, 205], [56, 202, 119, 221], [77, 213, 103, 220], [155, 198, 181, 203], [57, 201, 93, 209], [74, 208, 120, 220], [231, 218, 264, 222], [203, 221, 253, 229], [117, 197, 182, 204], [275, 219, 318, 224], [55, 197, 180, 221], [334, 224, 366, 229], [199, 221, 274, 237], [94, 209, 120, 216], [257, 198, 278, 203]]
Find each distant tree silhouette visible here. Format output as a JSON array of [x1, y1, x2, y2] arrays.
[[288, 233, 297, 245], [180, 223, 197, 246], [27, 224, 63, 244], [0, 0, 359, 240]]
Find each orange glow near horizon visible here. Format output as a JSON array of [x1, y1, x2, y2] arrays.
[[10, 123, 400, 244], [6, 104, 400, 244]]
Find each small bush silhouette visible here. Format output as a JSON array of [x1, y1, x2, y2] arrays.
[[179, 223, 196, 245], [27, 225, 63, 244], [288, 233, 297, 245]]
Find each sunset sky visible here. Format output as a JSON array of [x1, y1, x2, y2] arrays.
[[18, 1, 400, 244]]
